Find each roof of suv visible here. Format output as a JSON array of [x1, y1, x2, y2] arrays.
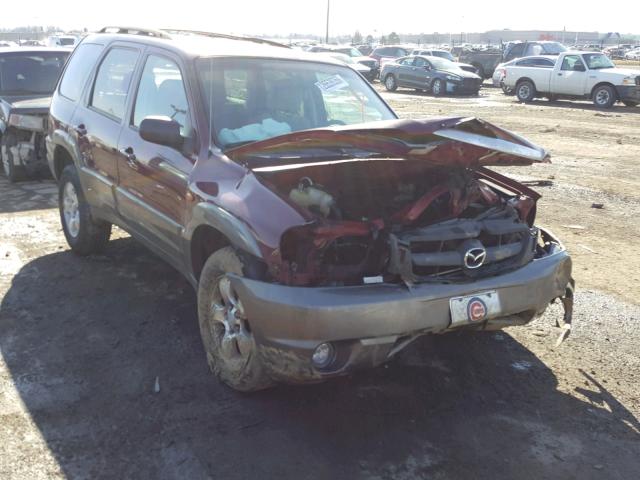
[[82, 29, 343, 65]]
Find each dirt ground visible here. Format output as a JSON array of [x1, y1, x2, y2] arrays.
[[1, 84, 639, 479]]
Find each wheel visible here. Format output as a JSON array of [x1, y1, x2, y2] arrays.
[[384, 74, 397, 92], [431, 78, 445, 96], [500, 81, 514, 95], [592, 85, 616, 109], [59, 164, 111, 255], [623, 101, 638, 107], [1, 131, 26, 183], [516, 80, 536, 103], [197, 247, 274, 392]]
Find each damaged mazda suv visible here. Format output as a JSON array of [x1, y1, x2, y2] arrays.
[[47, 27, 574, 391]]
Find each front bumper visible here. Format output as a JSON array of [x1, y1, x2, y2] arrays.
[[616, 85, 640, 103], [230, 248, 573, 383], [447, 80, 482, 95]]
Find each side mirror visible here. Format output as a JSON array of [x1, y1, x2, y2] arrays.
[[139, 116, 183, 149], [424, 64, 432, 70]]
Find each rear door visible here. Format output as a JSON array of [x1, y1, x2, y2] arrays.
[[116, 50, 196, 262], [72, 45, 141, 214], [552, 55, 588, 95]]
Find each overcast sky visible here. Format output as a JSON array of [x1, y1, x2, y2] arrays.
[[2, 0, 638, 36]]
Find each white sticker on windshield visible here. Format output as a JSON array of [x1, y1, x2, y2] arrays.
[[315, 74, 349, 92]]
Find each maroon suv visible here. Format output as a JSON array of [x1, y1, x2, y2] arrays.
[[47, 27, 574, 391]]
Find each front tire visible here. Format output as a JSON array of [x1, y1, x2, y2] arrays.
[[1, 131, 26, 183], [384, 74, 397, 92], [59, 164, 111, 255], [516, 80, 536, 103], [592, 85, 616, 109], [197, 247, 274, 392], [431, 78, 444, 96]]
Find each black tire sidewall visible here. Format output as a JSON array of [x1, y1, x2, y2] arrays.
[[1, 131, 24, 183], [593, 86, 616, 109], [58, 164, 110, 255], [516, 80, 535, 102]]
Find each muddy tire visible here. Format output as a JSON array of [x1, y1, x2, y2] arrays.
[[197, 247, 274, 392], [384, 74, 397, 92], [59, 164, 111, 255], [1, 131, 26, 183], [516, 80, 536, 103], [431, 78, 444, 96], [592, 85, 616, 109], [623, 101, 638, 108]]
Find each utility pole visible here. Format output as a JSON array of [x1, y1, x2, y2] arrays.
[[325, 0, 330, 44]]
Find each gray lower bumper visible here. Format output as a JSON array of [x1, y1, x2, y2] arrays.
[[230, 249, 573, 381], [616, 85, 640, 103]]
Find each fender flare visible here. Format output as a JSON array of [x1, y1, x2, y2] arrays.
[[184, 202, 264, 261], [47, 129, 83, 179]]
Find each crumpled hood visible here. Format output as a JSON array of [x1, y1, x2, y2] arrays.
[[226, 117, 550, 169], [1, 95, 51, 114]]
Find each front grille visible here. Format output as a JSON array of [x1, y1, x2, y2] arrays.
[[462, 78, 480, 89], [388, 208, 537, 282]]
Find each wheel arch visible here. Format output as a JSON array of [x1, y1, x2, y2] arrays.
[[186, 203, 265, 283], [590, 82, 618, 100], [47, 129, 82, 181]]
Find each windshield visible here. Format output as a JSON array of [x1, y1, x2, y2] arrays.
[[541, 42, 567, 55], [197, 58, 395, 149], [336, 47, 362, 58], [429, 57, 458, 71], [432, 51, 455, 62], [0, 52, 68, 95], [582, 53, 615, 69]]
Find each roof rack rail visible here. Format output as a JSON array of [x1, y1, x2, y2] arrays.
[[97, 26, 171, 39], [161, 29, 290, 49]]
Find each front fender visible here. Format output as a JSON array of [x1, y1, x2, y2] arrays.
[[185, 202, 264, 260]]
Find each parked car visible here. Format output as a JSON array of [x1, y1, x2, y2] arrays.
[[493, 56, 556, 95], [0, 47, 70, 181], [315, 52, 374, 81], [381, 55, 482, 95], [356, 44, 373, 56], [310, 45, 379, 80], [370, 45, 410, 67], [460, 41, 566, 79], [504, 52, 640, 108], [410, 49, 478, 74], [625, 49, 640, 60], [48, 27, 574, 392]]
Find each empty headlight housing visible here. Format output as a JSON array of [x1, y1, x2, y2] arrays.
[[8, 114, 44, 131]]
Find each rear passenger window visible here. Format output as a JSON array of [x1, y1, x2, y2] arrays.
[[59, 43, 104, 101], [90, 48, 138, 120], [132, 55, 191, 135]]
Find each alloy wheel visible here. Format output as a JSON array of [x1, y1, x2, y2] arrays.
[[62, 181, 81, 238]]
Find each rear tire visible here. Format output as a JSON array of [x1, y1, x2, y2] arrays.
[[197, 247, 275, 392], [59, 164, 111, 255], [384, 74, 397, 92], [592, 85, 616, 109], [516, 80, 536, 103], [1, 131, 26, 183]]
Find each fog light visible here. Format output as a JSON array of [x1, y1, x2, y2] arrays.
[[312, 342, 334, 368]]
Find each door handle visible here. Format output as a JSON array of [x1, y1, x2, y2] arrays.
[[74, 124, 87, 136], [557, 73, 563, 76], [121, 147, 138, 168]]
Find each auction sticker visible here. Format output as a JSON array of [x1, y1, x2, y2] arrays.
[[315, 74, 349, 92]]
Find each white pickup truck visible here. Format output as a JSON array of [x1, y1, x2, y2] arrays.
[[503, 51, 640, 108]]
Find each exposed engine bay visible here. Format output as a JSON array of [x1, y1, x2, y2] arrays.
[[256, 159, 557, 287]]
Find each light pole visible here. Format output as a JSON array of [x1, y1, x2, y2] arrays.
[[325, 0, 330, 44]]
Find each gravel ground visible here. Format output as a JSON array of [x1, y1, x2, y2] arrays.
[[0, 84, 638, 479]]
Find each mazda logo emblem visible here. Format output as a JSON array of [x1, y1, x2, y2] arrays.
[[464, 247, 486, 269]]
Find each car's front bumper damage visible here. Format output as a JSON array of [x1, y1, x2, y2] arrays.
[[615, 85, 640, 103], [230, 237, 573, 383]]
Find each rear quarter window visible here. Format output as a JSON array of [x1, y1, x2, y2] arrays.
[[59, 43, 104, 101]]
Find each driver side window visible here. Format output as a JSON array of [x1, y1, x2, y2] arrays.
[[414, 57, 428, 68], [132, 55, 191, 136], [561, 55, 583, 72]]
